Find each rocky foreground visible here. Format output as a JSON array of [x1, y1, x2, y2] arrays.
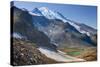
[[12, 38, 59, 66], [12, 38, 86, 66]]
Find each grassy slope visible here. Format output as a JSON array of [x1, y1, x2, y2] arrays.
[[59, 47, 97, 61]]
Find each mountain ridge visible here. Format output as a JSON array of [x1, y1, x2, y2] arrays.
[[30, 7, 97, 36], [12, 6, 97, 49]]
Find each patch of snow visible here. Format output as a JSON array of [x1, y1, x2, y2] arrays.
[[39, 7, 49, 13], [13, 32, 27, 39], [29, 12, 41, 16], [38, 47, 85, 62], [39, 7, 56, 19], [57, 50, 66, 55], [68, 21, 80, 31], [38, 47, 67, 62], [50, 41, 59, 46], [86, 32, 90, 36], [80, 30, 90, 36], [68, 21, 90, 36], [39, 7, 67, 22]]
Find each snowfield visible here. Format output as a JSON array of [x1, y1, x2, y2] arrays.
[[13, 32, 24, 39], [38, 47, 85, 62], [13, 32, 27, 39]]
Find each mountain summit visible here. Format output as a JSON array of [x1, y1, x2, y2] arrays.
[[30, 7, 67, 22], [30, 7, 96, 36]]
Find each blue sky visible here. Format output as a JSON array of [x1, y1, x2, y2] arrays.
[[13, 1, 97, 29]]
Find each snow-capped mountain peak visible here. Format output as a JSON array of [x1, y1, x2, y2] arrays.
[[30, 7, 67, 22], [29, 7, 96, 36], [68, 21, 91, 36], [39, 7, 49, 12], [29, 8, 42, 16]]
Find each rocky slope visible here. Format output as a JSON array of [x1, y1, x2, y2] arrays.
[[12, 6, 57, 51], [11, 38, 58, 66]]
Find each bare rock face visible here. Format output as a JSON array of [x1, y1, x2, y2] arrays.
[[12, 38, 58, 66]]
